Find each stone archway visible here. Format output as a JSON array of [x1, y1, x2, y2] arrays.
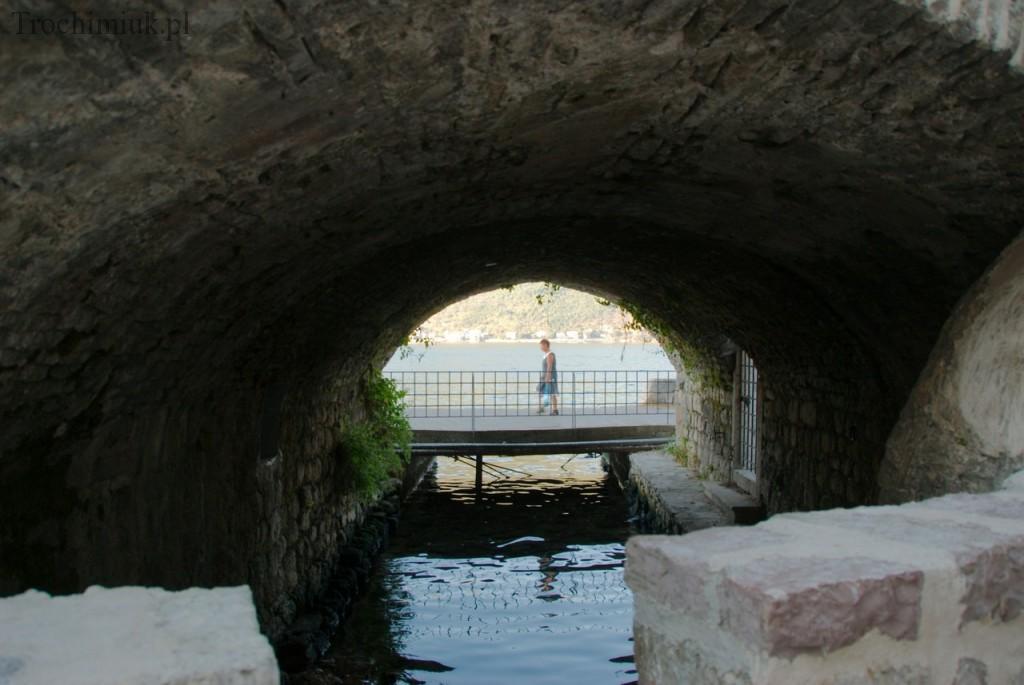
[[2, 0, 1023, 635]]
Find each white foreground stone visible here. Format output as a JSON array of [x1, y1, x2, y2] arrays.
[[626, 469, 1024, 684], [0, 585, 279, 685]]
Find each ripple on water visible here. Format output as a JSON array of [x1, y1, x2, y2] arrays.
[[321, 454, 638, 685]]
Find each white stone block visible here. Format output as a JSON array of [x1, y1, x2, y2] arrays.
[[627, 476, 1024, 684], [0, 585, 279, 685]]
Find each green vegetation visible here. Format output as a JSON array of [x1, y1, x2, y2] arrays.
[[697, 464, 719, 481], [610, 299, 729, 391], [533, 281, 562, 305], [419, 282, 629, 335], [665, 437, 695, 468], [398, 329, 434, 359], [339, 370, 413, 499]]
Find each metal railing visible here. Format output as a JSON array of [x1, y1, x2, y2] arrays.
[[384, 370, 676, 419], [738, 351, 759, 472]]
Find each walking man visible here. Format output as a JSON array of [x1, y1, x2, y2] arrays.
[[537, 338, 559, 415]]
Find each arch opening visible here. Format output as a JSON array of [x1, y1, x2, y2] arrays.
[[3, 0, 1024, 640]]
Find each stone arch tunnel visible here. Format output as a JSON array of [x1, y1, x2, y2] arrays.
[[2, 0, 1023, 637]]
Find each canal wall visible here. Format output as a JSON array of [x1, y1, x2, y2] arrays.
[[673, 358, 735, 483], [606, 450, 728, 534], [272, 454, 434, 673], [670, 340, 887, 515], [626, 468, 1024, 684]]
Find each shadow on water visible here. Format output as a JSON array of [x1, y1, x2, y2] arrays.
[[308, 454, 638, 685]]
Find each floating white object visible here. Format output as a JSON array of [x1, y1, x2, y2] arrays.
[[0, 585, 279, 685], [496, 536, 546, 548]]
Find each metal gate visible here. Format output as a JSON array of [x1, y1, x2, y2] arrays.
[[737, 350, 759, 472]]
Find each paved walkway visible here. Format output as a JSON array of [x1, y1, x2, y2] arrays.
[[627, 450, 728, 532]]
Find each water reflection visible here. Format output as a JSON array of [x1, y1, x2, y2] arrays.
[[320, 454, 637, 685]]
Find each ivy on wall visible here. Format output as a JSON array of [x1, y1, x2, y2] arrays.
[[602, 298, 730, 392], [338, 369, 413, 500]]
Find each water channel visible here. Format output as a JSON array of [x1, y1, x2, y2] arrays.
[[319, 453, 638, 684]]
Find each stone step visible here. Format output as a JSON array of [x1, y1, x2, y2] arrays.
[[732, 468, 759, 499], [701, 481, 765, 525]]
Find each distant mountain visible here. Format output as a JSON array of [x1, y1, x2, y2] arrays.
[[417, 283, 646, 341]]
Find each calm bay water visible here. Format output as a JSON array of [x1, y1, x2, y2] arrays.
[[321, 455, 637, 684], [385, 342, 671, 372], [315, 344, 657, 682]]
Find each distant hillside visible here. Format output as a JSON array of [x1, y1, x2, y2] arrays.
[[418, 283, 645, 340]]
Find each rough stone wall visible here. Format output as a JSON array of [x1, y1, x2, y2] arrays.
[[0, 366, 389, 640], [672, 343, 885, 512], [880, 233, 1024, 503], [3, 0, 1024, 627], [759, 366, 889, 512], [673, 361, 735, 483], [252, 378, 371, 638], [626, 469, 1024, 684], [0, 585, 279, 685]]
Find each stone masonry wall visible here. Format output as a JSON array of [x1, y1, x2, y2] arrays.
[[672, 345, 887, 513], [0, 367, 395, 642], [626, 469, 1024, 684], [625, 451, 729, 534], [881, 233, 1024, 503], [759, 367, 889, 513], [674, 362, 735, 484], [252, 376, 372, 639], [4, 0, 1024, 637]]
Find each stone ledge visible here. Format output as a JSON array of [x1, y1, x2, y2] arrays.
[[626, 528, 792, 620], [719, 557, 923, 658], [626, 469, 1024, 683], [627, 450, 729, 533], [776, 502, 1024, 628], [702, 480, 765, 525], [0, 585, 279, 685], [733, 468, 759, 499]]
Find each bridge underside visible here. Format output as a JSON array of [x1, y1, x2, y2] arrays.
[[2, 0, 1023, 636]]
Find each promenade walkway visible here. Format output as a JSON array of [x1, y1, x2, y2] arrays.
[[391, 370, 677, 455]]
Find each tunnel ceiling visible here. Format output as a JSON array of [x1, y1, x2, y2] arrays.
[[3, 0, 1024, 459]]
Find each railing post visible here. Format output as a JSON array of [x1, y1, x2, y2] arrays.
[[470, 373, 476, 439]]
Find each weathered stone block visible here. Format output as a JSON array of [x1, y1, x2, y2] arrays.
[[720, 557, 922, 658], [956, 541, 1024, 625], [954, 658, 988, 685], [628, 469, 1024, 683], [626, 527, 792, 619], [0, 586, 278, 685]]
